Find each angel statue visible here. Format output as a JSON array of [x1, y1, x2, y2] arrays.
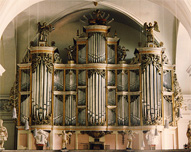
[[58, 130, 72, 150], [38, 22, 54, 42], [126, 130, 137, 150], [66, 45, 75, 62], [144, 21, 160, 42], [118, 46, 129, 62]]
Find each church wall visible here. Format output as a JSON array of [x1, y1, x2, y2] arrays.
[[0, 22, 17, 95], [176, 23, 191, 94]]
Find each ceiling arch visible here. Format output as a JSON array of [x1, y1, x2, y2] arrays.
[[0, 0, 191, 39]]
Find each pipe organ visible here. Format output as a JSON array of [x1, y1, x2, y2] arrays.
[[14, 10, 183, 150]]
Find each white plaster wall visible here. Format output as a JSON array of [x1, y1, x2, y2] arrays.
[[0, 21, 17, 95], [176, 23, 191, 94]]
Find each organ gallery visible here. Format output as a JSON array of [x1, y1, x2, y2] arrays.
[[9, 9, 183, 150]]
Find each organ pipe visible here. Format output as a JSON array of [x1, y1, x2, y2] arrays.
[[88, 71, 106, 125]]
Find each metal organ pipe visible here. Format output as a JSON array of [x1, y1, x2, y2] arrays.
[[141, 61, 162, 124], [88, 33, 105, 63], [43, 66, 47, 119], [146, 66, 150, 120], [154, 66, 157, 118], [88, 71, 106, 125], [99, 74, 101, 123], [150, 64, 154, 119], [40, 61, 43, 109]]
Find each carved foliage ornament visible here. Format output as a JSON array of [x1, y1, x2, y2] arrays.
[[54, 53, 62, 64], [8, 69, 19, 113], [130, 49, 140, 64], [173, 68, 183, 125], [141, 54, 162, 73], [32, 53, 53, 73], [144, 116, 162, 125], [32, 114, 51, 125], [88, 69, 105, 78], [162, 49, 169, 64], [80, 131, 112, 139]]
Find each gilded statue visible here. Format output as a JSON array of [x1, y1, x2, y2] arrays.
[[186, 120, 191, 149], [144, 21, 160, 42], [0, 119, 8, 150], [38, 22, 54, 42]]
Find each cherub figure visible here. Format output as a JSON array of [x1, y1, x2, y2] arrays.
[[0, 119, 8, 150], [38, 22, 54, 42], [126, 130, 137, 150], [66, 45, 75, 61], [118, 46, 129, 62], [121, 46, 128, 61], [59, 130, 72, 149], [144, 21, 160, 42]]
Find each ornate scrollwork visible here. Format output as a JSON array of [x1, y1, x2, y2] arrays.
[[80, 131, 112, 139], [8, 69, 19, 113], [144, 116, 162, 125], [32, 114, 51, 125], [0, 99, 12, 112], [163, 95, 172, 103], [54, 52, 62, 64], [141, 54, 162, 73], [173, 68, 183, 126], [130, 49, 139, 64], [162, 49, 169, 64], [32, 53, 53, 73], [88, 69, 105, 78]]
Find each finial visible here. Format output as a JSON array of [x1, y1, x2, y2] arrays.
[[159, 42, 164, 47], [114, 30, 117, 37]]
